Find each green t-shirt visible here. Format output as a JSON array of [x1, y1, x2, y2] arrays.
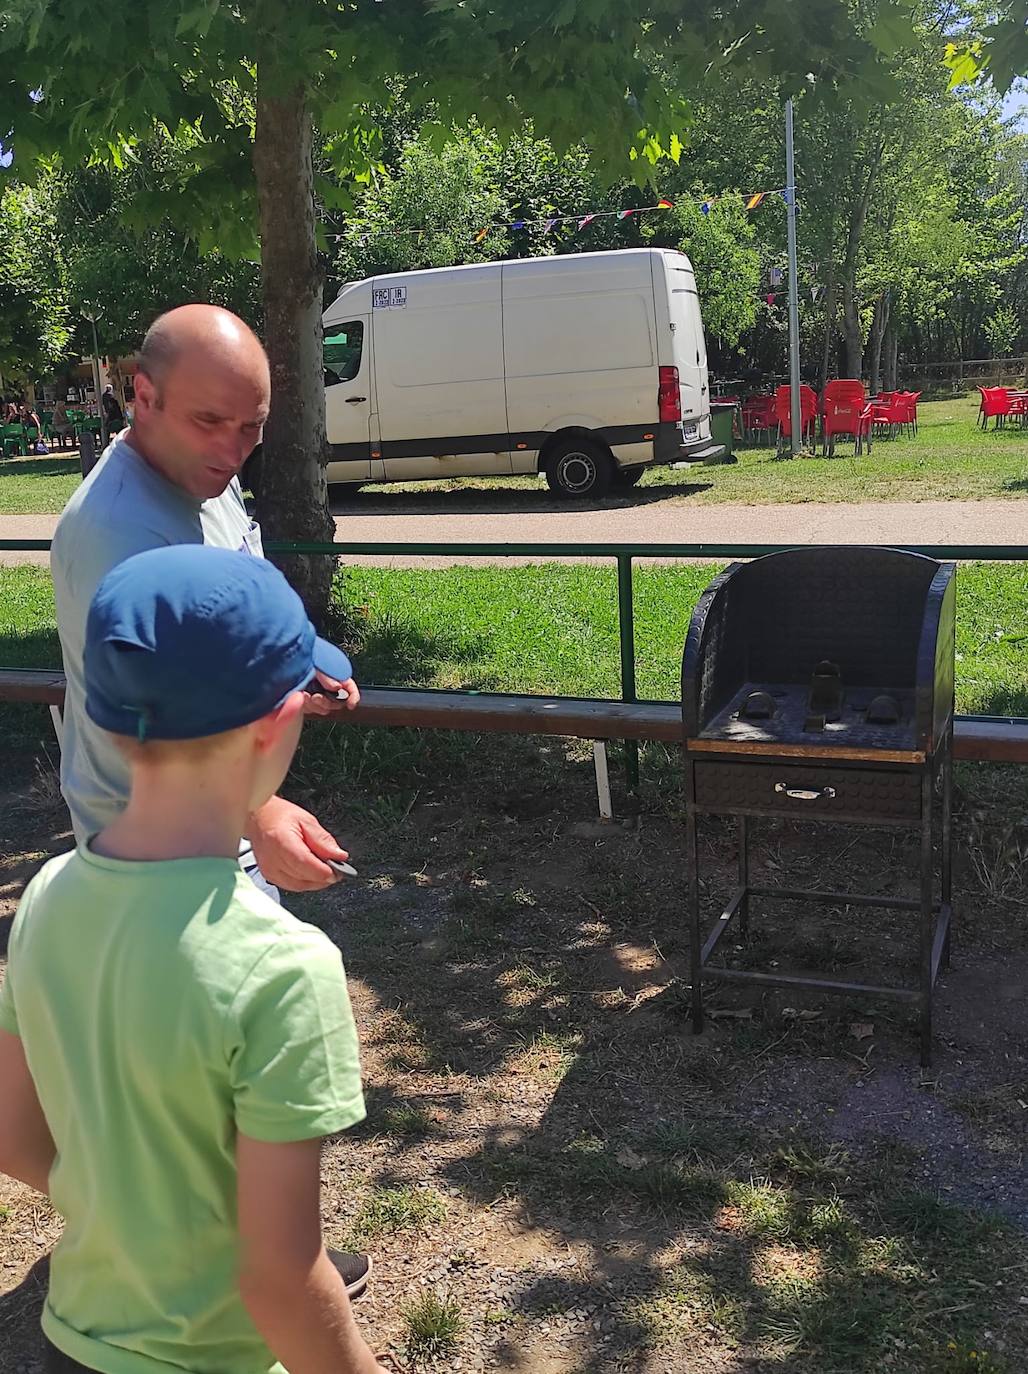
[[0, 845, 366, 1374]]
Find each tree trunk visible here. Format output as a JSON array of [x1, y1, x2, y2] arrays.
[[884, 323, 898, 391], [840, 151, 881, 381], [253, 63, 335, 624], [818, 261, 837, 392], [868, 289, 890, 396]]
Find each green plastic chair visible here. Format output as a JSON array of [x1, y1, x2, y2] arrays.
[[1, 423, 26, 458]]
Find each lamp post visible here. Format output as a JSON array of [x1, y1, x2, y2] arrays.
[[81, 307, 108, 449], [785, 99, 802, 457]]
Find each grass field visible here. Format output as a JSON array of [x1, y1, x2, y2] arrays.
[[2, 558, 1025, 751], [1, 394, 1026, 515]]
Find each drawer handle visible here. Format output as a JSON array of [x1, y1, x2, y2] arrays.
[[774, 784, 836, 801]]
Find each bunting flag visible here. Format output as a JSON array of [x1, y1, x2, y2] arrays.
[[766, 293, 777, 305], [326, 188, 784, 244], [770, 266, 784, 287], [780, 188, 793, 206], [811, 285, 822, 303]]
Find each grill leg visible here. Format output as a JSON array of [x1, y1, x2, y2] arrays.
[[941, 743, 953, 968], [685, 762, 704, 1035], [738, 815, 750, 938], [919, 772, 934, 1067]]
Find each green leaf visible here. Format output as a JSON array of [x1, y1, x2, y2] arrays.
[[175, 6, 210, 37], [869, 6, 914, 58], [944, 43, 984, 90]]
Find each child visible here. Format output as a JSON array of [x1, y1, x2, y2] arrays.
[[0, 545, 386, 1374]]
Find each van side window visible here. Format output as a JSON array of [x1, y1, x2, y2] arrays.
[[324, 322, 364, 385]]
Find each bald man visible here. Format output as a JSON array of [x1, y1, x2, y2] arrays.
[[51, 305, 360, 899]]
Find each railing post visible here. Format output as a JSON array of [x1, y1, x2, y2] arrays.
[[616, 554, 639, 795]]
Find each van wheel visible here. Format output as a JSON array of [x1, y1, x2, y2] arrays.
[[544, 436, 614, 498], [613, 466, 645, 489]]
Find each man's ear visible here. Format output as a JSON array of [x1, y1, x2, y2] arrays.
[[254, 691, 306, 753], [133, 370, 158, 416]]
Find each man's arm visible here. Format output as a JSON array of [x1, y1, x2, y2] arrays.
[[237, 1133, 384, 1374], [0, 1030, 55, 1194]]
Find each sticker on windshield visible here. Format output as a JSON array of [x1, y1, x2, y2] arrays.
[[373, 285, 407, 309]]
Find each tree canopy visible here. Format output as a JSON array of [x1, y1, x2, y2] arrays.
[[0, 0, 905, 613]]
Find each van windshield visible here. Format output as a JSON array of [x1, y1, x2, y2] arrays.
[[324, 322, 364, 385]]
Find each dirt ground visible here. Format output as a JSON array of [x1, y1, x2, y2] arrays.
[[1, 735, 1027, 1373]]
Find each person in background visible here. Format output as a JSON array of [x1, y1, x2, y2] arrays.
[[51, 398, 74, 449], [0, 545, 384, 1374], [18, 402, 42, 443], [101, 384, 125, 435]]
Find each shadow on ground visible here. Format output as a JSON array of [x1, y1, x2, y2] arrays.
[[327, 479, 713, 519]]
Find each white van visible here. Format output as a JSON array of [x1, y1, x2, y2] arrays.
[[319, 247, 723, 498]]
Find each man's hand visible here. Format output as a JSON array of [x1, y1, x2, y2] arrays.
[[248, 796, 350, 892], [303, 670, 360, 718]]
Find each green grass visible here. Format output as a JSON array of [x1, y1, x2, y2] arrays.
[[334, 560, 1028, 715], [2, 556, 1026, 750], [475, 1130, 1022, 1373], [347, 393, 1028, 505], [0, 453, 82, 515], [349, 1185, 448, 1242], [400, 1290, 466, 1361], [0, 396, 1026, 514]]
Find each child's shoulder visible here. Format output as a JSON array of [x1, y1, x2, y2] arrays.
[[205, 876, 346, 997]]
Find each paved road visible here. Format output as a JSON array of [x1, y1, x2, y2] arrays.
[[1, 493, 1026, 568]]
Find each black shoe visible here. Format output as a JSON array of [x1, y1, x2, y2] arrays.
[[328, 1248, 372, 1300]]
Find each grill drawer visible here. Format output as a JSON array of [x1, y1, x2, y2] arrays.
[[692, 760, 922, 824]]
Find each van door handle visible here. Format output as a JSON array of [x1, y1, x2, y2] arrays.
[[345, 396, 367, 404]]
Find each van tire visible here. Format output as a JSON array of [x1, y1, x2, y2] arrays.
[[612, 465, 645, 489], [544, 435, 614, 499]]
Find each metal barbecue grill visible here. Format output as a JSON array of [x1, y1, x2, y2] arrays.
[[681, 546, 956, 1065]]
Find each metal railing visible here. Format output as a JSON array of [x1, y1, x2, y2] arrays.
[[5, 537, 1027, 788]]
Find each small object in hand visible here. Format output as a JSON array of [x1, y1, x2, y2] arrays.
[[326, 859, 358, 879]]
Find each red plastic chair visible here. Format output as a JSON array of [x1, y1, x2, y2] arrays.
[[897, 390, 921, 436], [774, 385, 817, 450], [741, 394, 776, 444], [821, 379, 873, 456], [870, 394, 903, 439], [978, 387, 1014, 430]]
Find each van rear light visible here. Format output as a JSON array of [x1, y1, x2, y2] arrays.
[[658, 365, 681, 423]]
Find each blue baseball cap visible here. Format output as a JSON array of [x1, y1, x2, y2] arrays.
[[84, 545, 353, 741]]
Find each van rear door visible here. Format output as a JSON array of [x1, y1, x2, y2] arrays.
[[662, 255, 711, 439]]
